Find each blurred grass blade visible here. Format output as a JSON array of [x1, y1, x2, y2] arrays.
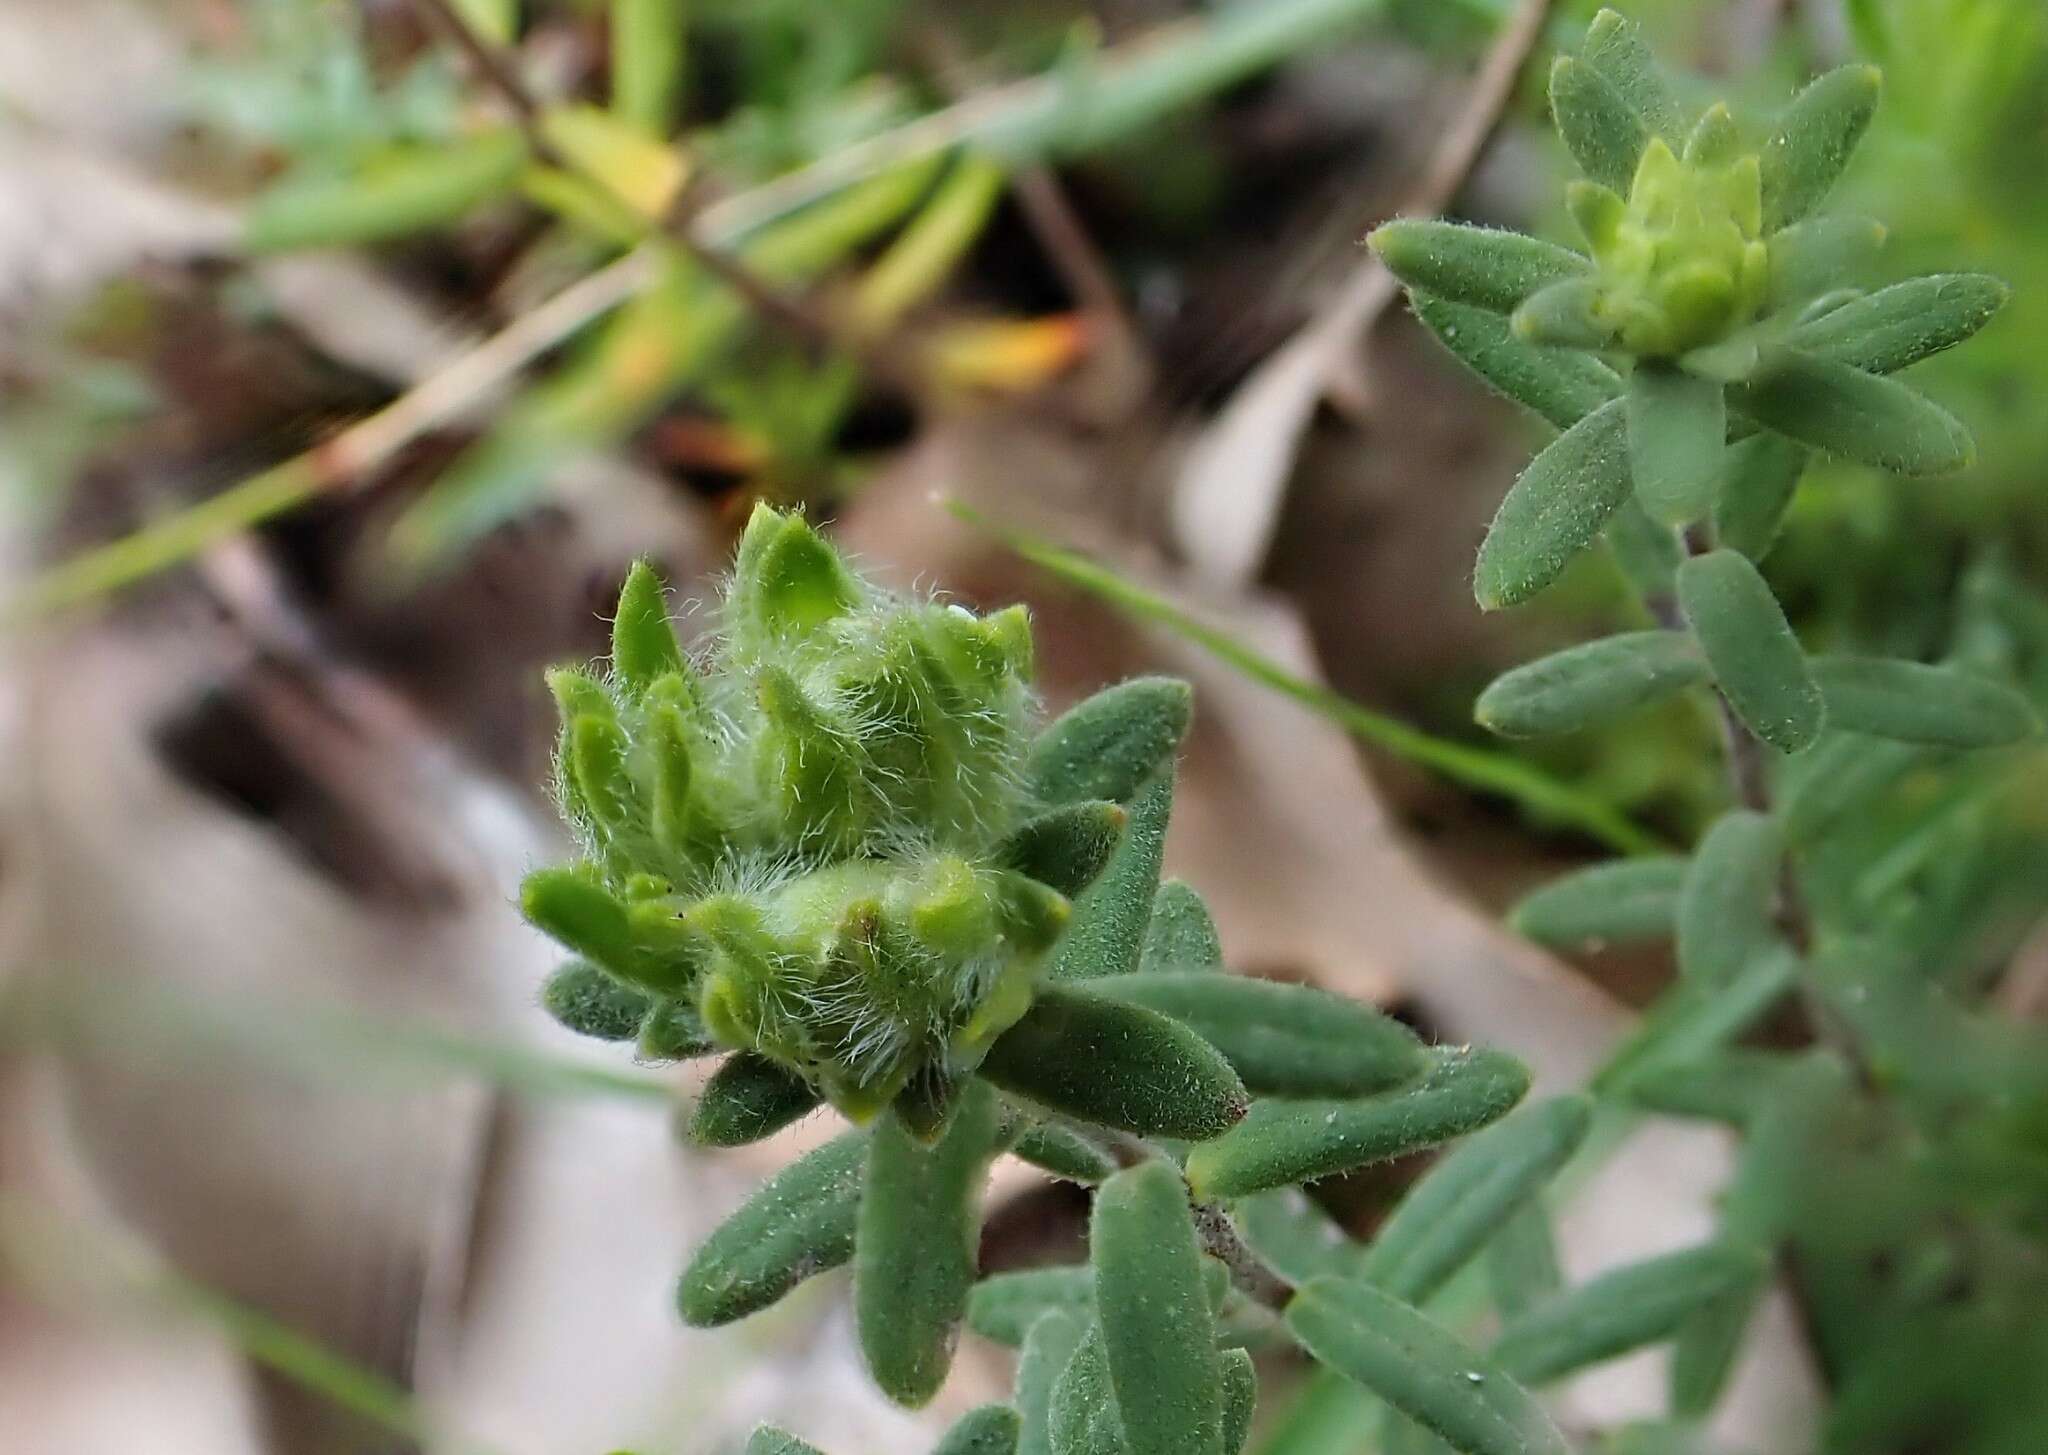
[[957, 504, 1664, 855]]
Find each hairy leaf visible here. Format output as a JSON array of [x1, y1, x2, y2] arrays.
[[1088, 972, 1427, 1098], [981, 985, 1249, 1140], [1477, 632, 1708, 738], [1286, 1278, 1571, 1455], [678, 1129, 867, 1326], [1185, 1049, 1529, 1200], [857, 1080, 1001, 1405], [689, 1052, 822, 1147], [1475, 399, 1633, 611], [1678, 549, 1825, 752]]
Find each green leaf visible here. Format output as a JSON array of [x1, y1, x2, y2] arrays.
[[1050, 1328, 1126, 1455], [857, 1080, 1001, 1406], [1735, 351, 1975, 475], [1581, 7, 1685, 140], [1760, 65, 1882, 230], [1677, 549, 1825, 752], [243, 131, 529, 252], [1476, 631, 1708, 739], [747, 1426, 827, 1455], [1049, 777, 1171, 981], [1486, 1203, 1564, 1323], [980, 985, 1249, 1140], [539, 958, 651, 1040], [1594, 948, 1797, 1097], [1807, 656, 2039, 747], [1627, 363, 1727, 526], [1510, 856, 1687, 951], [610, 559, 686, 691], [1017, 1311, 1089, 1455], [1669, 1272, 1767, 1418], [1285, 1277, 1571, 1455], [1677, 811, 1783, 987], [1409, 292, 1621, 431], [1218, 1348, 1257, 1455], [689, 1052, 822, 1147], [1002, 801, 1130, 898], [1184, 1048, 1529, 1201], [1551, 56, 1650, 193], [1360, 1096, 1593, 1306], [970, 1268, 1095, 1347], [1787, 273, 2009, 375], [612, 0, 689, 136], [1140, 880, 1225, 973], [1777, 731, 1938, 844], [1491, 1244, 1768, 1385], [1012, 1124, 1121, 1185], [678, 1129, 867, 1326], [1093, 1163, 1225, 1455], [1475, 398, 1633, 611], [936, 1405, 1024, 1455], [1028, 678, 1193, 806], [1088, 972, 1427, 1098], [1712, 434, 1808, 561], [1369, 220, 1593, 315], [1764, 216, 1887, 314]]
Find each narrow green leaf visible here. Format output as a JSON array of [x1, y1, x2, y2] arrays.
[[1678, 549, 1825, 752], [1013, 1124, 1120, 1185], [1477, 631, 1708, 739], [1734, 352, 1974, 475], [1002, 801, 1130, 898], [1808, 656, 2039, 747], [1677, 811, 1783, 987], [1185, 1048, 1530, 1201], [1492, 1244, 1767, 1385], [1475, 398, 1633, 611], [1764, 216, 1887, 314], [1669, 1272, 1766, 1418], [1049, 1328, 1125, 1455], [1017, 1311, 1089, 1455], [540, 958, 651, 1040], [1369, 220, 1592, 315], [1219, 1348, 1257, 1455], [1787, 273, 2009, 375], [747, 1426, 827, 1455], [1594, 948, 1798, 1097], [1713, 434, 1808, 561], [1551, 56, 1650, 193], [1233, 1190, 1363, 1286], [1093, 1162, 1225, 1455], [1510, 856, 1687, 951], [611, 559, 686, 690], [1627, 363, 1727, 526], [980, 985, 1249, 1141], [677, 1129, 867, 1326], [1088, 972, 1427, 1098], [1778, 731, 1937, 844], [1360, 1096, 1593, 1306], [1050, 777, 1171, 982], [1285, 1277, 1571, 1455], [1409, 292, 1621, 431], [969, 1268, 1094, 1347], [613, 0, 689, 136], [1760, 65, 1882, 230], [1028, 678, 1193, 806], [1581, 7, 1685, 140], [1486, 1203, 1564, 1323], [243, 132, 528, 252], [1140, 880, 1225, 973], [689, 1052, 821, 1147], [936, 1405, 1024, 1455], [857, 1080, 1001, 1406]]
